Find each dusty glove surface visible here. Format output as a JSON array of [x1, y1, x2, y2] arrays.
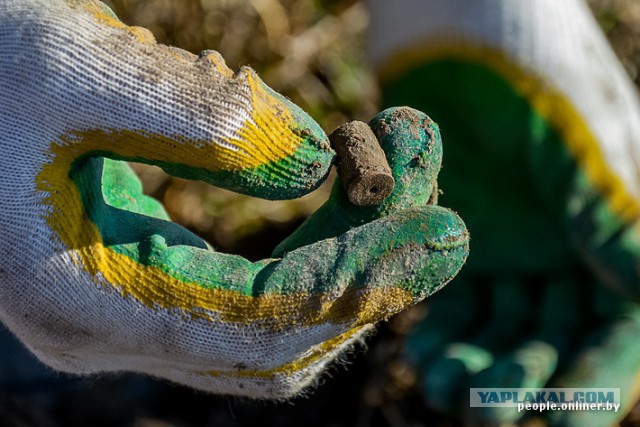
[[370, 0, 640, 425], [0, 0, 468, 398]]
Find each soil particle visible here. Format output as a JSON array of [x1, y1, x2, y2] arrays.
[[329, 120, 394, 206]]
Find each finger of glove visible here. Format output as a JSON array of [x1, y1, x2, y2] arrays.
[[74, 157, 210, 248], [404, 276, 523, 373], [425, 279, 634, 425], [542, 307, 640, 427], [9, 204, 468, 399], [571, 197, 640, 298], [99, 159, 170, 221], [404, 275, 479, 372], [419, 279, 532, 412], [447, 279, 587, 423], [274, 106, 442, 255], [467, 341, 557, 425], [4, 0, 333, 200]]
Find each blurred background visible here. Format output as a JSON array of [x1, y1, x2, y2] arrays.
[[2, 0, 640, 426]]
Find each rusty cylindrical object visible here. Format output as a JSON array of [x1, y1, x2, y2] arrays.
[[329, 120, 395, 206]]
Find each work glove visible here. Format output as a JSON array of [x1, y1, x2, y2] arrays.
[[0, 0, 469, 399], [369, 0, 640, 425]]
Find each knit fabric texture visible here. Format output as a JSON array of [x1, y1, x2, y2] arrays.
[[0, 0, 469, 397]]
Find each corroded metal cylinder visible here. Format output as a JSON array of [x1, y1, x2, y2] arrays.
[[329, 120, 395, 206]]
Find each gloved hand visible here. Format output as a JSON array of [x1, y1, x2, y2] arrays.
[[0, 0, 469, 399], [369, 0, 640, 425]]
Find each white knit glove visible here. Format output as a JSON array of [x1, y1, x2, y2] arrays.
[[370, 0, 640, 424], [0, 0, 468, 398]]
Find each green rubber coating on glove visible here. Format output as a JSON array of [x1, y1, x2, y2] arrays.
[[384, 59, 640, 297], [273, 107, 444, 256], [69, 107, 468, 300], [70, 125, 334, 202]]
